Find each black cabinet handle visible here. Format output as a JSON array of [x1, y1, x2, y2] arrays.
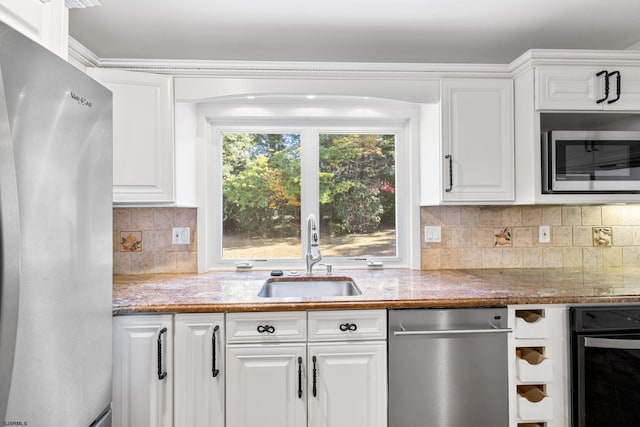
[[297, 357, 303, 399], [339, 323, 358, 332], [596, 70, 609, 104], [212, 325, 220, 378], [312, 355, 318, 398], [608, 71, 621, 104], [257, 325, 275, 334], [157, 327, 168, 380], [444, 154, 453, 192]]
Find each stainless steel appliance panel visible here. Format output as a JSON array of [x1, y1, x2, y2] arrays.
[[0, 21, 113, 427], [543, 130, 640, 193], [388, 308, 510, 427]]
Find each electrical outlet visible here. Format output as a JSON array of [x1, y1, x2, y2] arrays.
[[424, 226, 442, 243], [539, 225, 551, 243], [172, 227, 190, 245]]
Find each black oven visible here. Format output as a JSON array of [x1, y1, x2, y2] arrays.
[[571, 306, 640, 427]]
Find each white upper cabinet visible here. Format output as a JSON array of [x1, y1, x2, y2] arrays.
[[536, 65, 640, 111], [0, 0, 68, 58], [87, 68, 175, 204], [440, 78, 515, 202]]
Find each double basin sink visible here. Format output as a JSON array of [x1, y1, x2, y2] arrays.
[[258, 275, 361, 298]]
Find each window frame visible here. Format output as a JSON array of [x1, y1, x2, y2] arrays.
[[196, 97, 423, 272]]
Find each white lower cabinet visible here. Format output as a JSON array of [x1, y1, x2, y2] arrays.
[[174, 314, 225, 427], [113, 315, 173, 427], [226, 344, 307, 427], [225, 310, 387, 427], [307, 342, 386, 427], [113, 314, 223, 427]]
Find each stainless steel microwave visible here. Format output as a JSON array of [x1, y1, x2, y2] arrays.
[[542, 130, 640, 193]]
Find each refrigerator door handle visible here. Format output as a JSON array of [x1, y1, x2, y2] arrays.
[[0, 65, 21, 422]]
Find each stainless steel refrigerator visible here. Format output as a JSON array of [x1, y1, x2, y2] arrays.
[[0, 21, 113, 427]]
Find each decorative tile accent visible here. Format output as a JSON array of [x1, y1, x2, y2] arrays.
[[114, 207, 198, 274], [120, 231, 143, 252], [494, 227, 512, 247], [593, 227, 613, 247]]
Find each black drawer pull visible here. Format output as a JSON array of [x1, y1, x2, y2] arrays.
[[257, 325, 275, 334], [212, 325, 220, 378], [444, 154, 453, 192], [596, 70, 609, 104], [608, 70, 621, 104], [157, 327, 168, 380], [312, 355, 318, 397], [339, 323, 358, 332], [297, 357, 303, 399]]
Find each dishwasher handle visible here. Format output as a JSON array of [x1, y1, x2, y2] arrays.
[[393, 328, 512, 336]]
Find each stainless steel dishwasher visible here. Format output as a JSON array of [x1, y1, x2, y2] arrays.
[[388, 308, 511, 427]]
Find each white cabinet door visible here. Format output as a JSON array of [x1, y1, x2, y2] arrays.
[[536, 66, 640, 111], [536, 66, 605, 110], [0, 0, 67, 58], [307, 342, 387, 427], [226, 344, 307, 427], [113, 315, 173, 427], [174, 314, 225, 427], [441, 78, 514, 202], [87, 68, 175, 203]]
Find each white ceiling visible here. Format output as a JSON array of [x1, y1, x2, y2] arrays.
[[69, 0, 640, 64]]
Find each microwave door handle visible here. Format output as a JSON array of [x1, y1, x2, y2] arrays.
[[584, 337, 640, 350], [607, 71, 621, 104], [596, 70, 609, 104]]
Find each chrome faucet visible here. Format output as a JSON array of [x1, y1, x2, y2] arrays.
[[305, 214, 323, 274]]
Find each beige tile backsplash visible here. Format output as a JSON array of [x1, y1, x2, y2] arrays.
[[113, 207, 197, 274], [421, 205, 640, 270]]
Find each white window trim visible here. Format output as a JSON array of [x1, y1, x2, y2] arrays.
[[198, 101, 422, 271]]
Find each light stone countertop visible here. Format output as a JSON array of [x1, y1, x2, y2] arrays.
[[113, 267, 640, 314]]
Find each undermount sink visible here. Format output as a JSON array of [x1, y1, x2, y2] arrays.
[[258, 276, 362, 298]]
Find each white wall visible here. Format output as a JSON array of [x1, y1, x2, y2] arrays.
[[175, 102, 198, 206]]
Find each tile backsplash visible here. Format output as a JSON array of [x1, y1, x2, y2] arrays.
[[113, 207, 197, 274], [421, 205, 640, 270]]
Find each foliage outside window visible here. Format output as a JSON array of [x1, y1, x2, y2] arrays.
[[219, 128, 399, 264]]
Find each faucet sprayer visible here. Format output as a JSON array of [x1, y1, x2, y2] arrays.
[[305, 214, 323, 274]]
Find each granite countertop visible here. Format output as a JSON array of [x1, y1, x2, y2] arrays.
[[113, 267, 640, 314]]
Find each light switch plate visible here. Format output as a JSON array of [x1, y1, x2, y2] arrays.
[[172, 227, 190, 245], [424, 226, 442, 243]]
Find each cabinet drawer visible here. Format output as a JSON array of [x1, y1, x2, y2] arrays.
[[308, 310, 386, 341], [226, 311, 307, 343]]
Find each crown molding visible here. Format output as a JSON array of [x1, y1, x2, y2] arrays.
[[520, 49, 640, 66], [66, 39, 512, 78], [93, 57, 513, 79], [67, 40, 640, 79], [65, 0, 101, 7], [68, 36, 99, 67]]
